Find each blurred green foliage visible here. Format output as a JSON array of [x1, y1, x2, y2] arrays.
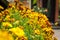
[[33, 6, 48, 15]]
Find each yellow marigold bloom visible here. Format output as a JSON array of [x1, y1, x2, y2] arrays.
[[43, 28, 52, 31], [26, 10, 31, 13], [33, 12, 39, 16], [2, 22, 12, 27], [5, 15, 10, 21], [29, 14, 35, 18], [0, 30, 13, 40], [0, 6, 4, 9], [9, 27, 25, 37], [9, 3, 15, 8], [0, 13, 2, 16], [16, 36, 28, 40], [6, 15, 10, 18], [34, 29, 40, 35]]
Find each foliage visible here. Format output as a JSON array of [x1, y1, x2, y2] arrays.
[[58, 16, 60, 19], [33, 0, 37, 4], [33, 6, 48, 15], [0, 1, 56, 40]]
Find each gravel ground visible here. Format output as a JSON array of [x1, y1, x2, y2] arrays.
[[53, 29, 60, 40]]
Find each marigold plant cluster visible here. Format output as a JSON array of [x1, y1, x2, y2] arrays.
[[0, 1, 57, 40]]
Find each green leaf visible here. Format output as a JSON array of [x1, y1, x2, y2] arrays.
[[33, 0, 37, 4]]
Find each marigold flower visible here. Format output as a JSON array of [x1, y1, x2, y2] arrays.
[[9, 27, 25, 37], [43, 28, 52, 31], [26, 10, 31, 13], [34, 29, 40, 35], [2, 22, 12, 27], [0, 13, 2, 17], [16, 36, 28, 40], [0, 6, 4, 9], [5, 15, 10, 20], [0, 1, 55, 40], [0, 30, 13, 40]]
